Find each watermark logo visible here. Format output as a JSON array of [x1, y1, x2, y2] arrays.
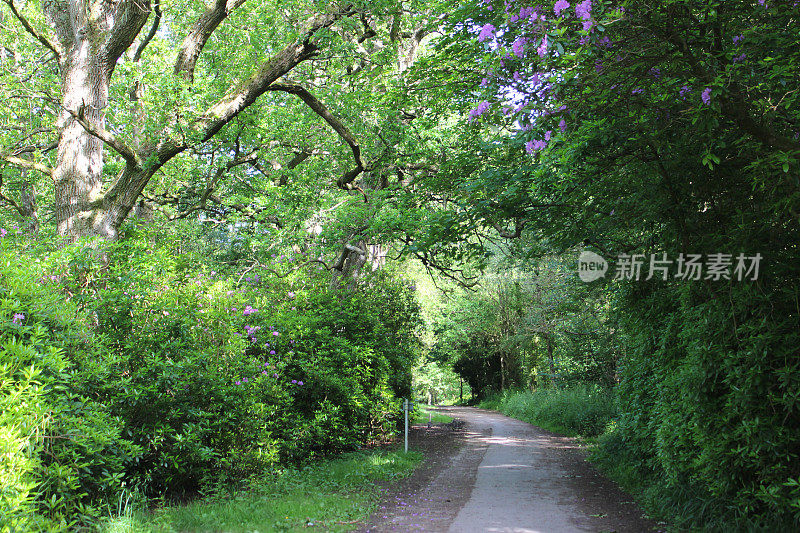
[[578, 251, 762, 282], [578, 251, 608, 282]]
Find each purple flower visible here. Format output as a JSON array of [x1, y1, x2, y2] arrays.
[[575, 0, 591, 20], [273, 373, 279, 378], [544, 130, 552, 141], [0, 228, 6, 238], [511, 37, 526, 58], [243, 377, 249, 383], [287, 291, 295, 299], [235, 380, 242, 385], [559, 118, 567, 133], [733, 34, 744, 45], [468, 100, 491, 122], [477, 23, 496, 42], [291, 379, 297, 384], [270, 350, 276, 355], [679, 85, 692, 99], [11, 313, 24, 324], [262, 370, 268, 375], [525, 139, 547, 154], [702, 87, 712, 105], [537, 35, 548, 58], [243, 305, 258, 316], [480, 77, 489, 87], [733, 53, 746, 63], [554, 0, 570, 16], [272, 331, 279, 336], [298, 381, 304, 386]]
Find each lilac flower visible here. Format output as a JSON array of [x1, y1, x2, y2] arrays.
[[262, 371, 268, 375], [270, 350, 276, 355], [537, 35, 548, 58], [679, 85, 692, 99], [582, 19, 594, 31], [575, 0, 591, 20], [298, 381, 304, 386], [243, 305, 258, 316], [291, 379, 297, 384], [559, 118, 567, 133], [525, 139, 547, 154], [554, 0, 570, 16], [287, 291, 296, 299], [733, 34, 744, 44], [702, 87, 712, 104], [511, 37, 526, 58], [11, 313, 24, 324], [544, 130, 552, 141], [468, 100, 491, 122], [631, 87, 643, 95], [477, 23, 496, 42], [273, 373, 279, 378], [273, 331, 279, 336]]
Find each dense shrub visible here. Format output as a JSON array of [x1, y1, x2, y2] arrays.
[[0, 247, 139, 531], [0, 226, 421, 527]]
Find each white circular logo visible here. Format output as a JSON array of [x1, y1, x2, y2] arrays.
[[578, 251, 608, 282]]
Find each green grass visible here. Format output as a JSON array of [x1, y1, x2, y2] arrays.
[[478, 385, 616, 438], [413, 405, 454, 424], [101, 449, 422, 533]]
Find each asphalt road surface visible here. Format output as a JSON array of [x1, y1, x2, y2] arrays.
[[360, 406, 659, 533]]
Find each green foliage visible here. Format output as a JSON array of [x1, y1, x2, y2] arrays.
[[0, 224, 421, 528], [100, 448, 422, 533], [480, 385, 616, 438], [0, 245, 139, 531]]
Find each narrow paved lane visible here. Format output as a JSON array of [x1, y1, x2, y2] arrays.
[[445, 407, 655, 532], [360, 406, 659, 532]]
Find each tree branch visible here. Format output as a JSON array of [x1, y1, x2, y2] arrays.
[[71, 104, 141, 167], [266, 81, 366, 192], [133, 0, 162, 62], [102, 0, 152, 77], [2, 0, 60, 57], [174, 0, 247, 82], [0, 153, 52, 176]]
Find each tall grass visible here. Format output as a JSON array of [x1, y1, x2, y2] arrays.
[[100, 449, 421, 533], [479, 384, 617, 437]]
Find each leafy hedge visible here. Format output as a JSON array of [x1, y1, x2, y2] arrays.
[[0, 230, 420, 529]]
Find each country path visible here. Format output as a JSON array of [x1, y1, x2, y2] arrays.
[[357, 406, 662, 533]]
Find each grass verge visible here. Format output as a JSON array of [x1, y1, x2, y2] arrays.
[[101, 449, 422, 533], [478, 385, 616, 438], [413, 405, 454, 425]]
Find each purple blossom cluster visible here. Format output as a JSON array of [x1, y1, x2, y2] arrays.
[[11, 313, 25, 324]]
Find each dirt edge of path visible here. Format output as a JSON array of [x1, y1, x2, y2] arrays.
[[355, 415, 491, 532]]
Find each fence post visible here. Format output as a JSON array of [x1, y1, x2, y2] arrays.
[[404, 398, 409, 453]]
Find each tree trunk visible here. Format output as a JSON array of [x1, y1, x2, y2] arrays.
[[53, 47, 111, 239]]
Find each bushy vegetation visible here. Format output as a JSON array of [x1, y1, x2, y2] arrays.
[[0, 226, 420, 530], [101, 449, 422, 533], [479, 385, 616, 438]]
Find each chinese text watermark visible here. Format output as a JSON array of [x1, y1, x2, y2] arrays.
[[578, 252, 762, 282]]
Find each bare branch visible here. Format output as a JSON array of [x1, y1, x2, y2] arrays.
[[102, 0, 152, 76], [0, 153, 52, 176], [174, 0, 247, 82], [266, 82, 366, 191], [70, 104, 142, 167], [133, 0, 162, 62], [2, 0, 60, 57]]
